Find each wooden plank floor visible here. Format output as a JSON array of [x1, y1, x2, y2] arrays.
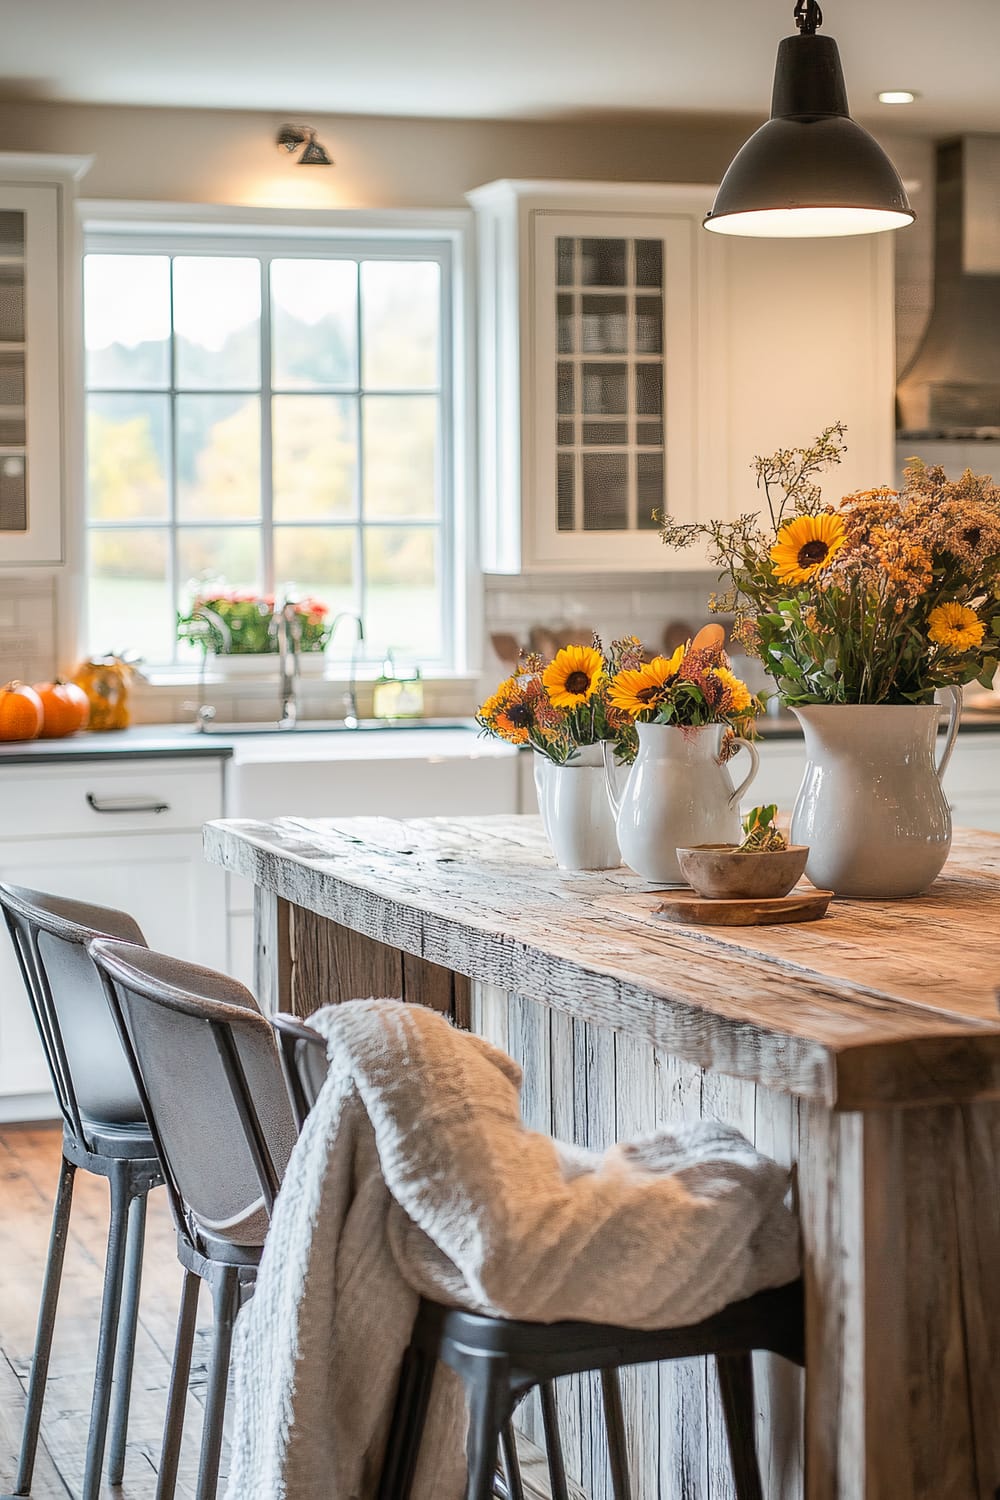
[[0, 1124, 578, 1500], [0, 1122, 216, 1500]]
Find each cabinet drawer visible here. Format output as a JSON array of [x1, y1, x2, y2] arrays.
[[0, 759, 223, 839]]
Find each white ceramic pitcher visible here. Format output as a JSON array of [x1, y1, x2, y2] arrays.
[[603, 722, 760, 886], [533, 744, 621, 871], [790, 686, 962, 898]]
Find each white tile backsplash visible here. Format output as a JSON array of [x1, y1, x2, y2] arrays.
[[481, 568, 723, 685], [0, 575, 57, 683]]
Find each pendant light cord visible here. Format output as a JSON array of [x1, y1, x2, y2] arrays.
[[793, 0, 823, 33]]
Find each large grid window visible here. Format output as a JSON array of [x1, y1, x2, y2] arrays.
[[83, 234, 455, 668]]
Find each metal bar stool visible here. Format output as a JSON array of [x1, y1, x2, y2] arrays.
[[88, 937, 297, 1500], [272, 1012, 805, 1500], [0, 884, 163, 1500]]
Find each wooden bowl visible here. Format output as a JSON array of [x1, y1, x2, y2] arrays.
[[675, 843, 810, 900]]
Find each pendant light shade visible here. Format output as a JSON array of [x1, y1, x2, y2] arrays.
[[704, 4, 914, 238]]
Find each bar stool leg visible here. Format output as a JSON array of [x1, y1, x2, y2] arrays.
[[539, 1381, 570, 1500], [80, 1161, 131, 1500], [107, 1189, 148, 1484], [465, 1357, 513, 1500], [156, 1269, 201, 1500], [715, 1352, 764, 1500], [195, 1265, 240, 1500], [11, 1153, 76, 1496], [499, 1419, 524, 1500], [600, 1368, 632, 1500], [376, 1344, 437, 1500]]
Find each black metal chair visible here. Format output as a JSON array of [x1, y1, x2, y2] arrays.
[[0, 884, 163, 1500], [272, 1011, 805, 1500], [88, 938, 297, 1500]]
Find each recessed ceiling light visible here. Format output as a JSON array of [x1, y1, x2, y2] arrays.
[[878, 90, 918, 105]]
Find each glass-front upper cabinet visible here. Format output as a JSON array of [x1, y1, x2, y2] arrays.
[[0, 159, 89, 568], [0, 210, 27, 535], [469, 182, 703, 573]]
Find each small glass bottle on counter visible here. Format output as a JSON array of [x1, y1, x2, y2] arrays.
[[372, 653, 424, 720]]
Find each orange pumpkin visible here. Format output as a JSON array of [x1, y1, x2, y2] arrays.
[[0, 681, 43, 741], [34, 680, 90, 739]]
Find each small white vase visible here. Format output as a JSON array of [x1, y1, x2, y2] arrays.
[[789, 687, 962, 898], [533, 744, 621, 872], [604, 722, 760, 886]]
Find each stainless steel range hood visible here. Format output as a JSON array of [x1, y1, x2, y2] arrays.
[[897, 137, 1000, 439]]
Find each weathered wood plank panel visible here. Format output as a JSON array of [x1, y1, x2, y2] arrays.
[[614, 1031, 660, 1500], [655, 1049, 709, 1500]]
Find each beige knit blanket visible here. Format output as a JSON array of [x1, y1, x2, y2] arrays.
[[225, 999, 800, 1500]]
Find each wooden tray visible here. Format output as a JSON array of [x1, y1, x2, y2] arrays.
[[652, 887, 833, 927]]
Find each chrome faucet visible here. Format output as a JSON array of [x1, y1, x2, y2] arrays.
[[328, 611, 365, 728], [271, 599, 303, 729]]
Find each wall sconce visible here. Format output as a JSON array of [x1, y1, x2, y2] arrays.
[[276, 124, 333, 166]]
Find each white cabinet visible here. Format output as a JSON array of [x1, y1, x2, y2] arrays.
[[469, 179, 895, 574], [745, 730, 1000, 831], [942, 734, 1000, 832], [224, 729, 522, 983], [0, 155, 89, 567], [0, 758, 225, 1120]]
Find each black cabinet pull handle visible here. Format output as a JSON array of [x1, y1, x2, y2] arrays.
[[86, 793, 170, 815]]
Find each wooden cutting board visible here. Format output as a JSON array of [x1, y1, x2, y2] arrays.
[[652, 886, 833, 926]]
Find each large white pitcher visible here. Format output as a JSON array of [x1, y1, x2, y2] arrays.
[[604, 722, 760, 885], [790, 686, 962, 898]]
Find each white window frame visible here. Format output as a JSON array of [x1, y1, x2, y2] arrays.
[[78, 201, 479, 679]]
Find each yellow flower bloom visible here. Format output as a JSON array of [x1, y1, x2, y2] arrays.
[[770, 513, 845, 585], [710, 665, 753, 715], [542, 644, 603, 708], [477, 678, 516, 722], [608, 648, 684, 718], [927, 602, 985, 652]]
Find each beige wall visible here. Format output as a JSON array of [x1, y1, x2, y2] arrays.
[[0, 101, 933, 365], [0, 100, 760, 208]]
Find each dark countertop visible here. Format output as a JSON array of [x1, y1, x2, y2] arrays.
[[0, 710, 999, 765], [756, 708, 1000, 739], [0, 724, 234, 766]]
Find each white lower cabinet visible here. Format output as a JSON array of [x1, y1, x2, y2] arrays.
[[224, 733, 523, 985], [0, 758, 226, 1120], [751, 731, 1000, 830]]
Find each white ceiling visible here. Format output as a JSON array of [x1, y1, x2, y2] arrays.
[[4, 0, 1000, 132]]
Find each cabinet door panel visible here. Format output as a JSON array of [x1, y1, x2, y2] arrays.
[[531, 211, 696, 571], [0, 182, 63, 564], [0, 832, 226, 1105]]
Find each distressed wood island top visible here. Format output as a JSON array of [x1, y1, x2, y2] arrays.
[[205, 814, 1000, 1500], [205, 814, 1000, 1110]]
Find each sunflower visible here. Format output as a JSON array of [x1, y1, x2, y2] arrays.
[[770, 513, 845, 586], [542, 644, 603, 708], [927, 602, 985, 652], [491, 681, 535, 744], [608, 648, 684, 718], [710, 665, 753, 715]]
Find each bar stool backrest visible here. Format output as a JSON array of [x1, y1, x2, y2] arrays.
[[0, 883, 149, 1141], [271, 1012, 330, 1129], [88, 938, 297, 1255]]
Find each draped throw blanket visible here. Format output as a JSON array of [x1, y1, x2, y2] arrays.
[[226, 999, 800, 1500]]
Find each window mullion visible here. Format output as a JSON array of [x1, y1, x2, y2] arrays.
[[355, 259, 367, 639], [260, 255, 274, 595], [168, 256, 180, 664]]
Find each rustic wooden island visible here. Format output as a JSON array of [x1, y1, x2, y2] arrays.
[[205, 814, 1000, 1500]]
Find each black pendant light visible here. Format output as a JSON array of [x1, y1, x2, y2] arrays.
[[704, 0, 914, 238]]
